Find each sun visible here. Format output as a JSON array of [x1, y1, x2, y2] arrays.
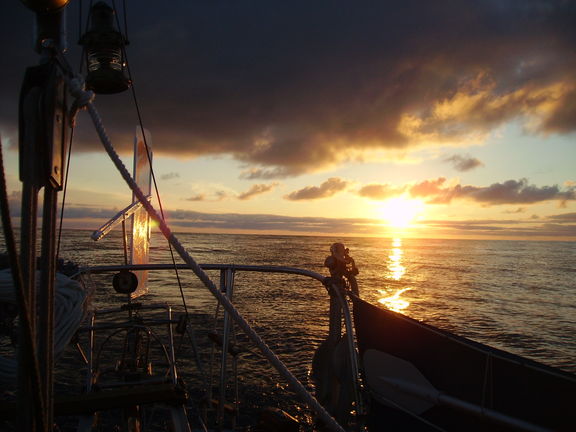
[[378, 197, 424, 228]]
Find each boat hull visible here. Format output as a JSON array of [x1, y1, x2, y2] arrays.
[[352, 297, 576, 431]]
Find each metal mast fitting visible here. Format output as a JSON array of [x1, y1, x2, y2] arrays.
[[21, 0, 69, 12], [21, 0, 70, 54]]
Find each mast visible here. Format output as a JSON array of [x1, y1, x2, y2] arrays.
[[18, 1, 70, 430]]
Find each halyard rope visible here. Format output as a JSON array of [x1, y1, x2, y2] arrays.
[[67, 77, 346, 432]]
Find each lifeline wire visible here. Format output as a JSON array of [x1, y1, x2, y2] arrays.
[[67, 76, 347, 432]]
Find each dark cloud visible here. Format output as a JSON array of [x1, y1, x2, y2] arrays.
[[458, 179, 575, 205], [285, 178, 348, 201], [537, 224, 576, 237], [547, 212, 576, 222], [539, 87, 576, 134], [444, 154, 484, 172], [161, 172, 180, 180], [237, 183, 278, 200], [2, 1, 576, 174], [355, 177, 576, 206], [357, 184, 405, 200], [52, 206, 576, 238], [185, 194, 206, 202], [422, 217, 576, 238], [409, 178, 575, 205], [163, 210, 377, 234], [184, 184, 278, 201], [239, 167, 291, 180], [503, 207, 526, 214], [41, 205, 378, 234], [185, 190, 230, 202], [184, 184, 279, 202], [62, 206, 117, 219]]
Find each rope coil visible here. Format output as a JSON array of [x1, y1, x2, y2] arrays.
[[0, 270, 87, 383]]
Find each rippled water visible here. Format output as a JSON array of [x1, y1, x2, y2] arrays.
[[56, 230, 576, 375], [2, 230, 573, 429]]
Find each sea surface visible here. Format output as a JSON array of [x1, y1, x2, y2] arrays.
[[56, 229, 575, 374], [2, 229, 575, 427]]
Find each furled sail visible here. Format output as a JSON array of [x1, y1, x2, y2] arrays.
[[90, 127, 152, 298], [130, 127, 152, 298]]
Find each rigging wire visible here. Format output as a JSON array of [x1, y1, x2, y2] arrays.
[[122, 0, 129, 42], [110, 0, 189, 318], [78, 0, 82, 49], [80, 0, 94, 74], [58, 0, 88, 260], [56, 124, 75, 260]]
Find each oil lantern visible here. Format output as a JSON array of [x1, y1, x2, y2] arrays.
[[79, 1, 129, 94]]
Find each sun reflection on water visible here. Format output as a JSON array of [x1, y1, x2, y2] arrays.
[[379, 287, 411, 312], [389, 245, 405, 280], [378, 238, 411, 312]]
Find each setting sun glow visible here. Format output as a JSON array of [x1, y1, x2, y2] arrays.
[[378, 198, 424, 228]]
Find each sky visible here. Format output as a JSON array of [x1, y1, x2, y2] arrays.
[[1, 0, 576, 240]]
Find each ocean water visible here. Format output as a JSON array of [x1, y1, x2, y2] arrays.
[[54, 229, 576, 375], [1, 229, 574, 429]]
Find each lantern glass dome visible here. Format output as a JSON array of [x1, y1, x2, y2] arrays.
[[79, 1, 129, 94]]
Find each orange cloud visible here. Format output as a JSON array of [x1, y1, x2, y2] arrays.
[[237, 183, 279, 200], [285, 177, 348, 201], [357, 184, 405, 200]]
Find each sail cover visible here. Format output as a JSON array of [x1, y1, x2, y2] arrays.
[[130, 127, 152, 298], [352, 296, 576, 431]]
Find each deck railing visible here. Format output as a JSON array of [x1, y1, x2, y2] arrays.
[[74, 263, 363, 431]]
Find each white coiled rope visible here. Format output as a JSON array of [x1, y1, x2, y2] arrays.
[[67, 77, 346, 432], [0, 270, 86, 383]]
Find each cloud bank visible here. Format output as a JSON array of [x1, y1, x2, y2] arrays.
[[51, 206, 576, 239], [410, 178, 576, 205], [353, 177, 575, 206], [5, 189, 573, 238], [2, 1, 575, 176]]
